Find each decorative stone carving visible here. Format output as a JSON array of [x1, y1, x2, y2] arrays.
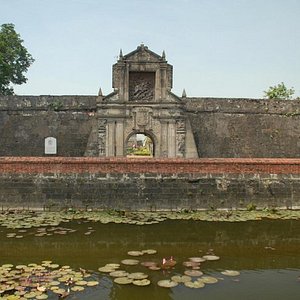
[[133, 107, 153, 130], [176, 119, 186, 157], [98, 119, 107, 156], [129, 72, 155, 101]]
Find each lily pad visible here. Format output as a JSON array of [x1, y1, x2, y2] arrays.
[[71, 286, 85, 291], [114, 277, 133, 285], [199, 276, 218, 284], [86, 281, 99, 286], [202, 255, 220, 261], [171, 275, 192, 283], [75, 280, 88, 286], [183, 261, 200, 268], [141, 261, 157, 267], [36, 294, 48, 299], [142, 249, 157, 255], [188, 257, 206, 263], [128, 272, 148, 280], [121, 259, 139, 266], [109, 270, 129, 277], [148, 266, 161, 271], [133, 279, 151, 286], [52, 288, 67, 294], [127, 251, 144, 256], [221, 270, 240, 276], [98, 266, 116, 273], [184, 280, 205, 288], [157, 280, 178, 288], [105, 263, 120, 269], [184, 270, 203, 277]]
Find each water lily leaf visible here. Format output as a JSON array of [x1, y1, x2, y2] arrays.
[[184, 270, 203, 277], [71, 286, 85, 291], [48, 264, 59, 269], [86, 281, 99, 286], [157, 280, 178, 288], [75, 280, 88, 286], [128, 272, 148, 280], [148, 266, 161, 271], [49, 281, 60, 286], [221, 270, 240, 276], [2, 264, 14, 268], [184, 280, 205, 288], [24, 292, 38, 298], [109, 271, 129, 278], [183, 261, 200, 268], [121, 259, 139, 266], [36, 294, 48, 299], [133, 279, 151, 286], [199, 276, 218, 284], [114, 277, 133, 285], [171, 275, 192, 283], [127, 251, 144, 256], [202, 255, 220, 261], [141, 249, 157, 255], [105, 263, 120, 269], [188, 257, 206, 263], [52, 288, 67, 294]]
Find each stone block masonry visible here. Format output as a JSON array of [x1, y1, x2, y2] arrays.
[[1, 157, 300, 210]]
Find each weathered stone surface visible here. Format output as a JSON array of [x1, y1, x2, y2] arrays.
[[0, 172, 300, 210]]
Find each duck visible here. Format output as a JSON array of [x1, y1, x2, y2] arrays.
[[36, 283, 46, 292], [58, 287, 70, 299], [65, 277, 74, 286], [79, 267, 86, 276], [161, 256, 177, 269]]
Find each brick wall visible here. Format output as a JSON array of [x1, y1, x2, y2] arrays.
[[1, 157, 300, 210], [1, 157, 300, 174]]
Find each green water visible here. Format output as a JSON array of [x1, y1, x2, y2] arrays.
[[1, 219, 300, 299]]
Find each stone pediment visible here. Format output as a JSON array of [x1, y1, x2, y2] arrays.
[[122, 44, 164, 63]]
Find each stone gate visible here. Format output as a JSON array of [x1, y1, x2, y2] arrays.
[[96, 44, 198, 158]]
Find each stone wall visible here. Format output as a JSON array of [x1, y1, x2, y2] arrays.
[[185, 97, 300, 158], [1, 157, 300, 210], [1, 95, 300, 158], [0, 96, 97, 156]]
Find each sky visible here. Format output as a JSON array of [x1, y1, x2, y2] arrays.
[[1, 0, 300, 98]]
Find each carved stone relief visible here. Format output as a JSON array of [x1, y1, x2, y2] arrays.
[[98, 119, 107, 156], [129, 72, 155, 101], [176, 119, 186, 157], [132, 107, 153, 130]]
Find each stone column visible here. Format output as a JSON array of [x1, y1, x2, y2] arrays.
[[106, 120, 116, 156], [115, 120, 124, 156], [160, 121, 168, 157], [160, 65, 167, 99], [168, 120, 176, 157], [124, 64, 129, 101], [155, 69, 161, 101]]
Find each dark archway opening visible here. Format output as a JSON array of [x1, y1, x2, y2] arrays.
[[126, 133, 155, 157]]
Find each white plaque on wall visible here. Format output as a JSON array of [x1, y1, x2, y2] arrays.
[[45, 137, 57, 154]]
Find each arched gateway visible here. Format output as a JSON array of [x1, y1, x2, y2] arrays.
[[96, 44, 198, 158]]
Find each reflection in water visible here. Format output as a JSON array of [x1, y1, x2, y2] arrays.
[[1, 219, 300, 299]]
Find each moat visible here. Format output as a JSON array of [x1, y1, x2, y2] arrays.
[[1, 216, 300, 299]]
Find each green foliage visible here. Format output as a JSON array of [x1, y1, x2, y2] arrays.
[[127, 146, 151, 156], [246, 202, 257, 211], [0, 23, 34, 95], [48, 99, 63, 111], [264, 82, 295, 100]]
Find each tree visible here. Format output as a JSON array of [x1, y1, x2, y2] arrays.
[[0, 23, 34, 95], [264, 82, 295, 100]]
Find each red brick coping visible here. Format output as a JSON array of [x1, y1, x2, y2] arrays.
[[1, 157, 300, 174]]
